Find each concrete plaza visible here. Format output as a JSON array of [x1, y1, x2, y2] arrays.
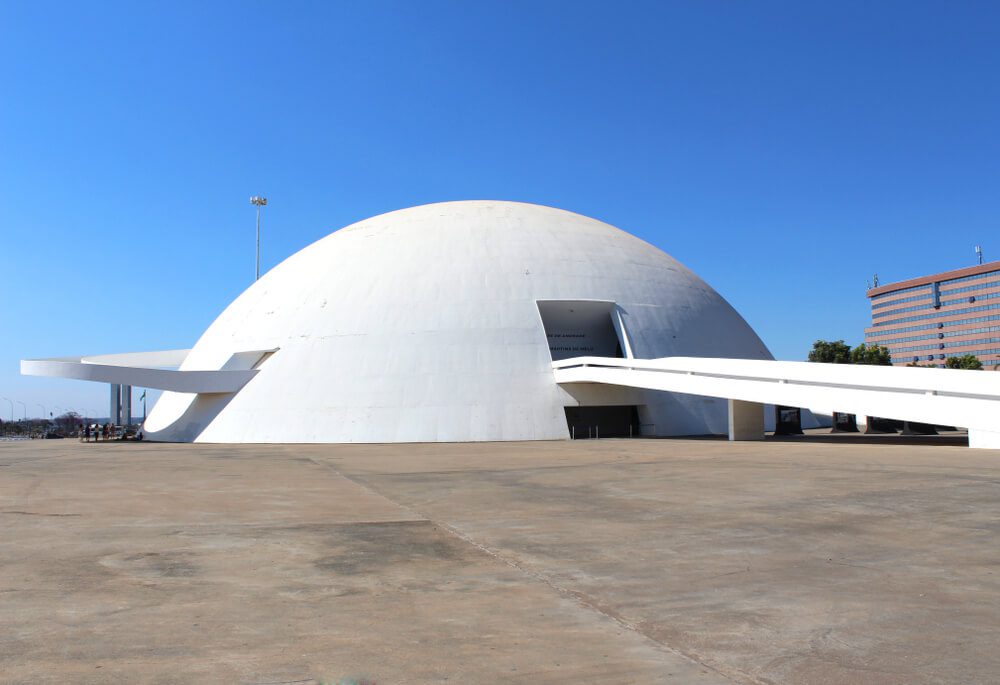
[[1, 435, 998, 684]]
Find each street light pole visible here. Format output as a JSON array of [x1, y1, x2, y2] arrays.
[[1, 397, 12, 422], [250, 196, 268, 281], [16, 401, 26, 421]]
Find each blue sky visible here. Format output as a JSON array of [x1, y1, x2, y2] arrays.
[[2, 1, 998, 419]]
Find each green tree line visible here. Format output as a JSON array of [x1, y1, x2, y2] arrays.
[[808, 340, 982, 369]]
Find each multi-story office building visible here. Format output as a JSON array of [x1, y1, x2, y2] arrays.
[[866, 261, 1000, 368]]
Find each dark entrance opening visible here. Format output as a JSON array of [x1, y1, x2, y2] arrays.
[[565, 405, 640, 439], [536, 300, 629, 361]]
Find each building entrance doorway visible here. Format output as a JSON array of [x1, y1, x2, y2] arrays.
[[564, 405, 640, 439]]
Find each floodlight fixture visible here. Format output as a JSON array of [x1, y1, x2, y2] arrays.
[[250, 196, 269, 280]]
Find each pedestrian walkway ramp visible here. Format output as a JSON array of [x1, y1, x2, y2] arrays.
[[552, 356, 1000, 448], [20, 349, 271, 394]]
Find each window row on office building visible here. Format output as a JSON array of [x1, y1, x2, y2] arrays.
[[873, 288, 1000, 319], [866, 261, 1000, 368]]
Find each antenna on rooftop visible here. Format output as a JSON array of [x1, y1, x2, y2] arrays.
[[872, 273, 879, 288], [975, 245, 983, 265]]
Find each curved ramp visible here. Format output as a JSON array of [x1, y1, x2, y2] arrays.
[[21, 349, 263, 394]]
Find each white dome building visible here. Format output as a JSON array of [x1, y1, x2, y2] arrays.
[[142, 201, 772, 443]]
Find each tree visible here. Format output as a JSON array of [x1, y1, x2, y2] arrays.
[[808, 340, 892, 365], [850, 343, 892, 366], [945, 354, 983, 370], [54, 411, 82, 433], [808, 340, 852, 364]]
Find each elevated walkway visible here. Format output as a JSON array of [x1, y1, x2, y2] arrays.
[[553, 356, 1000, 448], [20, 349, 271, 394]]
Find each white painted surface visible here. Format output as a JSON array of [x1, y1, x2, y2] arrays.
[[553, 356, 1000, 446], [969, 430, 1000, 449], [24, 201, 998, 448], [79, 350, 192, 367], [136, 201, 772, 442], [20, 350, 259, 394]]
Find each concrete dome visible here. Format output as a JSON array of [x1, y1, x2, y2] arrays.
[[144, 201, 772, 442]]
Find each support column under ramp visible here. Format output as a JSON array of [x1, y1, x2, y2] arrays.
[[728, 400, 764, 441]]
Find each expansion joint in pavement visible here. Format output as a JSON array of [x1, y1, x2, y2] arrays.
[[306, 457, 759, 685]]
